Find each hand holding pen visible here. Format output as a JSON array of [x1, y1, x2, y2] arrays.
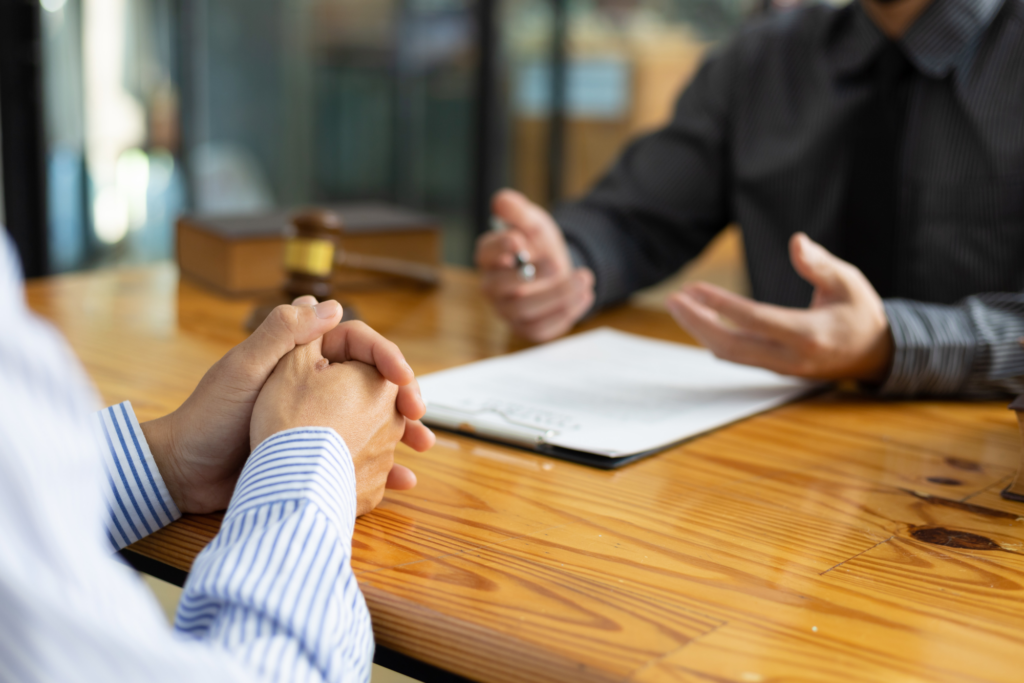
[[490, 216, 537, 282], [474, 188, 595, 342]]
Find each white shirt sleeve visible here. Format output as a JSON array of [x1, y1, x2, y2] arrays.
[[0, 233, 373, 683]]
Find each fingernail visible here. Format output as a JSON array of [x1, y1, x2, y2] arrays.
[[314, 300, 341, 319]]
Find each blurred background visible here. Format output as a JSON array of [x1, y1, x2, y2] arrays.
[[0, 0, 822, 278]]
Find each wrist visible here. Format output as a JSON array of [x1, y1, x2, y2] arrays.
[[855, 322, 895, 383], [140, 414, 187, 511]]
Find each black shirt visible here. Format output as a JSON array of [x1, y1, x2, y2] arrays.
[[557, 0, 1024, 396]]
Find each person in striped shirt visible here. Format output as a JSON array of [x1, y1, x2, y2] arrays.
[[0, 231, 434, 682], [476, 0, 1024, 397]]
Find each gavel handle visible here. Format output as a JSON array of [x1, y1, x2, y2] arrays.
[[334, 250, 440, 285]]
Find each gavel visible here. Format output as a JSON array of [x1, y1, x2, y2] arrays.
[[282, 210, 343, 301], [245, 210, 353, 331], [246, 207, 439, 331], [284, 209, 439, 295]]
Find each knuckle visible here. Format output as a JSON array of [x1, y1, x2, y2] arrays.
[[711, 340, 739, 362], [581, 286, 595, 308], [346, 319, 373, 336], [840, 261, 865, 281], [793, 357, 818, 376], [801, 331, 830, 356], [709, 347, 730, 362], [494, 300, 520, 321], [578, 268, 595, 289], [513, 305, 542, 326], [268, 304, 299, 332], [473, 242, 492, 267], [509, 284, 531, 299]]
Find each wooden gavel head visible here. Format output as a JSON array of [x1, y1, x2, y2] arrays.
[[283, 209, 344, 300]]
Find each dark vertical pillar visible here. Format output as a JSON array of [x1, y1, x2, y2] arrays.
[[175, 0, 198, 211], [176, 0, 218, 214], [471, 0, 499, 235], [0, 0, 48, 277], [546, 0, 567, 207], [393, 0, 414, 205]]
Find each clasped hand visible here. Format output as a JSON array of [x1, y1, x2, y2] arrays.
[[142, 296, 434, 517]]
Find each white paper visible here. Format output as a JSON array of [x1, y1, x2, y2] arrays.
[[419, 328, 817, 458]]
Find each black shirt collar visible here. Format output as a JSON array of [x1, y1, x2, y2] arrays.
[[903, 0, 1004, 76], [827, 0, 1004, 78]]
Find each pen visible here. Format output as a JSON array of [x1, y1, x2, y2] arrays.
[[490, 216, 537, 282]]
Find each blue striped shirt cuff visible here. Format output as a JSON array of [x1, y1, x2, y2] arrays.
[[228, 428, 357, 539], [96, 401, 181, 550], [880, 299, 976, 396]]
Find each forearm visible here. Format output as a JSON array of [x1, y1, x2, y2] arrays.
[[558, 203, 645, 311], [880, 294, 1024, 397], [176, 428, 372, 683], [557, 202, 709, 311], [555, 45, 736, 311]]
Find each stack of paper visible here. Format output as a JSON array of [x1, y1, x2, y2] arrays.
[[419, 328, 816, 465]]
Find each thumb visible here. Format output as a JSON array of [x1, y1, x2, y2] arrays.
[[789, 233, 850, 295], [239, 300, 342, 380], [492, 189, 542, 239], [492, 188, 570, 274]]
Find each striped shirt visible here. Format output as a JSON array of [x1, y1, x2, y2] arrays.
[[557, 0, 1024, 397], [0, 234, 373, 682]]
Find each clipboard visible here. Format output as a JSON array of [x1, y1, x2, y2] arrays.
[[418, 328, 819, 468], [424, 403, 661, 469]]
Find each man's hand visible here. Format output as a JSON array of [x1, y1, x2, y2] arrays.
[[475, 189, 595, 342], [142, 298, 432, 514], [667, 232, 894, 382], [250, 338, 406, 516]]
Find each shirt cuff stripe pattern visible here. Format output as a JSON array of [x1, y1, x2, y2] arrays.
[[96, 401, 181, 551], [880, 299, 975, 396], [175, 428, 371, 683], [227, 432, 358, 539], [966, 295, 1024, 390]]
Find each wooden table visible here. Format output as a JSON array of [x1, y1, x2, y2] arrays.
[[27, 263, 1024, 683]]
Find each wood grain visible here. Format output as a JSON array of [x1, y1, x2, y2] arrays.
[[26, 262, 1024, 683]]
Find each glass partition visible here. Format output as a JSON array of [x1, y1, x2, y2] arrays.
[[502, 0, 754, 208], [34, 0, 766, 272]]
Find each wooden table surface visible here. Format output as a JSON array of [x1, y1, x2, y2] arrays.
[[26, 263, 1024, 683]]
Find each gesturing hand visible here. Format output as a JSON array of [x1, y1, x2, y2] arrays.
[[475, 189, 594, 342], [143, 298, 432, 514], [251, 337, 406, 516], [667, 232, 894, 382]]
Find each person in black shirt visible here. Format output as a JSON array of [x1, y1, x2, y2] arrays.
[[476, 0, 1024, 397]]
